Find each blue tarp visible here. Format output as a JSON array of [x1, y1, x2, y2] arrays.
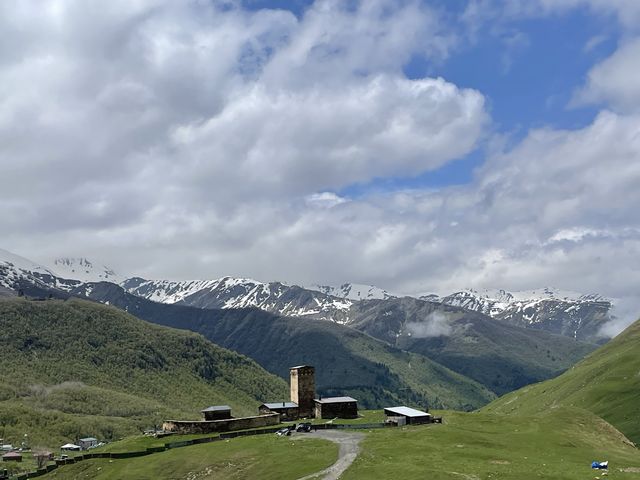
[[591, 461, 608, 469]]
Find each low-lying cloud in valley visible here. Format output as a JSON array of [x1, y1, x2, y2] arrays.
[[405, 312, 453, 338]]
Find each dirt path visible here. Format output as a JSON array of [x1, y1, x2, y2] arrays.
[[295, 430, 364, 480]]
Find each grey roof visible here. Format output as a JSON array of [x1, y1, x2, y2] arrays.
[[262, 402, 298, 409], [290, 365, 313, 370], [384, 406, 431, 418], [315, 396, 357, 404], [201, 405, 231, 412], [79, 437, 98, 442]]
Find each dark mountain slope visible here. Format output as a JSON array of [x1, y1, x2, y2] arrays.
[[347, 297, 596, 395], [74, 282, 495, 410]]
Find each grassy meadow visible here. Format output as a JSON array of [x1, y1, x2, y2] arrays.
[[37, 435, 338, 480], [25, 407, 640, 480], [342, 409, 640, 480]]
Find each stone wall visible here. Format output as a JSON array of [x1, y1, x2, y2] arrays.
[[162, 413, 280, 435]]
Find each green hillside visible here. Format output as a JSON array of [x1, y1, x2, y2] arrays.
[[77, 283, 496, 410], [484, 316, 640, 444], [341, 408, 640, 479], [36, 409, 640, 480], [0, 298, 288, 447]]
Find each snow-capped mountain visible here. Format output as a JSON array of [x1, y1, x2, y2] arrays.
[[0, 248, 80, 294], [426, 288, 612, 341], [307, 283, 396, 301], [0, 246, 614, 342], [52, 257, 123, 283], [121, 276, 353, 322]]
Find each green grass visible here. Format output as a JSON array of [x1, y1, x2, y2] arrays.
[[39, 435, 338, 480], [0, 298, 287, 450], [484, 317, 640, 444], [341, 409, 640, 480]]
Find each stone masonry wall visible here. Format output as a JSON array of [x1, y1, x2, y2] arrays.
[[162, 413, 280, 435]]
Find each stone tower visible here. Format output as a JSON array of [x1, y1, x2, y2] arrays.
[[290, 365, 315, 418]]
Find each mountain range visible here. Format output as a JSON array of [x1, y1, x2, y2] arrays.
[[1, 249, 614, 342], [0, 248, 602, 401]]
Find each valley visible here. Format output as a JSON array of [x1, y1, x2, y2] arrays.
[[1, 249, 638, 480]]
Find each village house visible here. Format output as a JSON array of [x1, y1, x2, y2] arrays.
[[258, 402, 299, 421], [60, 443, 81, 452], [1, 452, 22, 463], [314, 396, 358, 419], [78, 437, 98, 450], [201, 405, 232, 421], [384, 406, 431, 426]]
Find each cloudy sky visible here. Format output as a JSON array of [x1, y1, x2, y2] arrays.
[[1, 0, 639, 306]]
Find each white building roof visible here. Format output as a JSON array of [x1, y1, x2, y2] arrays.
[[262, 402, 298, 409], [60, 443, 81, 450], [315, 396, 357, 404], [384, 406, 431, 418]]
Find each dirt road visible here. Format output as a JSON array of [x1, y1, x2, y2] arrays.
[[295, 430, 364, 480]]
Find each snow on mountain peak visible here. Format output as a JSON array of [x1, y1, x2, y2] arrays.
[[306, 283, 396, 301], [0, 248, 55, 275], [52, 257, 123, 283]]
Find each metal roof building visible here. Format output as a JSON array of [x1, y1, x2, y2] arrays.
[[384, 406, 431, 425]]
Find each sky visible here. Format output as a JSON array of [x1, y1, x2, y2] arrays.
[[1, 0, 640, 314]]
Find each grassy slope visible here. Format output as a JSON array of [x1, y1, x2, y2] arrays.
[[0, 298, 287, 447], [37, 409, 640, 480], [39, 436, 338, 480], [342, 409, 640, 480], [349, 297, 597, 395], [78, 283, 495, 410], [484, 317, 640, 445]]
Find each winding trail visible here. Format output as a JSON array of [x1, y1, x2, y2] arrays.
[[295, 430, 364, 480]]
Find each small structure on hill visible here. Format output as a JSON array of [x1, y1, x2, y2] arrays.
[[2, 452, 22, 463], [201, 405, 232, 421], [314, 396, 358, 419], [384, 406, 431, 426], [259, 402, 299, 421], [60, 443, 81, 452], [78, 437, 98, 450]]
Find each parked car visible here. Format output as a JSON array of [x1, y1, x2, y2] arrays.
[[296, 423, 312, 432], [275, 427, 291, 436]]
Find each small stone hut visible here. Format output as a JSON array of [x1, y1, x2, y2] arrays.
[[314, 396, 358, 419], [1, 452, 22, 463], [201, 405, 232, 421], [259, 402, 299, 421]]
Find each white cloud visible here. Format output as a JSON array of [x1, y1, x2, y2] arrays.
[[1, 0, 640, 334], [405, 312, 453, 338], [572, 38, 640, 112]]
